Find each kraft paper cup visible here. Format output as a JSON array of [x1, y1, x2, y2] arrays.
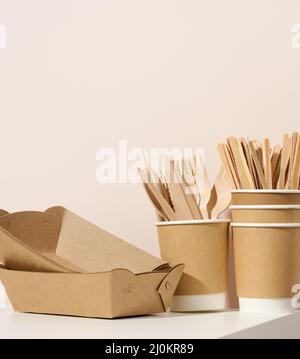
[[232, 223, 300, 314], [156, 219, 230, 312], [230, 205, 300, 223], [231, 190, 300, 206]]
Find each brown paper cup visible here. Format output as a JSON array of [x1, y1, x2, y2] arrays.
[[157, 219, 230, 312], [231, 205, 300, 223], [232, 223, 300, 313], [231, 190, 300, 206]]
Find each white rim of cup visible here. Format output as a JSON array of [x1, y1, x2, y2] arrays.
[[156, 219, 231, 226], [230, 189, 300, 194], [230, 205, 300, 209], [231, 222, 300, 228]]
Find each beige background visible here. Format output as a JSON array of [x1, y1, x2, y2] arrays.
[[0, 0, 300, 258]]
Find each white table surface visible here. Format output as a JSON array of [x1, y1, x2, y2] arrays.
[[0, 307, 289, 339], [1, 284, 297, 339]]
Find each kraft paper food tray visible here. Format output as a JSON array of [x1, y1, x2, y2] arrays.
[[0, 265, 183, 319], [0, 206, 184, 318]]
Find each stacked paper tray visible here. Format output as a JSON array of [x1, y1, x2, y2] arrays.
[[0, 206, 183, 319]]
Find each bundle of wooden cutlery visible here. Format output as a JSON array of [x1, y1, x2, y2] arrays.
[[139, 157, 231, 221], [218, 133, 300, 190]]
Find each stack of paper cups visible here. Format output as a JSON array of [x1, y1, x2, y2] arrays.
[[231, 190, 300, 314], [156, 219, 230, 312]]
